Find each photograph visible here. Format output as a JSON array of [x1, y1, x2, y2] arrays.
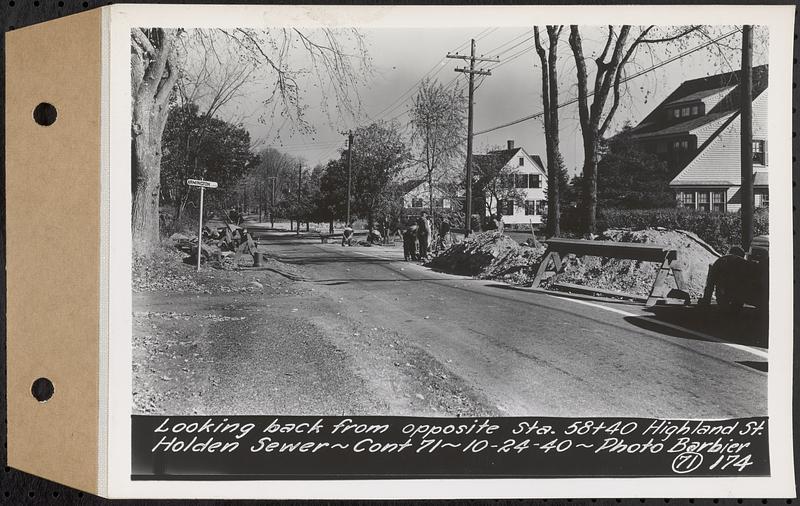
[[131, 22, 771, 422]]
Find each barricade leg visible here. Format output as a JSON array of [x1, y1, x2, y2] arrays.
[[646, 257, 672, 306]]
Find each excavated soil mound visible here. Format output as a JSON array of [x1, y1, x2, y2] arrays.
[[429, 228, 719, 299], [427, 231, 546, 285], [542, 228, 720, 298]]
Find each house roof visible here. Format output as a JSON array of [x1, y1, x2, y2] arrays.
[[473, 147, 547, 174], [663, 85, 735, 106], [630, 111, 734, 140], [753, 172, 768, 187], [630, 64, 768, 139], [398, 178, 426, 195]]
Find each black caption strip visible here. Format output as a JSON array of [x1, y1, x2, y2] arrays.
[[132, 416, 769, 480]]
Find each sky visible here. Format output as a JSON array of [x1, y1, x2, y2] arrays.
[[211, 25, 768, 177]]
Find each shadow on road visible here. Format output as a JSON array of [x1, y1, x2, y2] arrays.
[[279, 256, 396, 265], [487, 283, 640, 306], [487, 283, 767, 350], [641, 305, 768, 349]]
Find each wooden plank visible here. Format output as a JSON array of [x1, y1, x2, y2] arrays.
[[544, 238, 676, 263], [530, 248, 555, 288]]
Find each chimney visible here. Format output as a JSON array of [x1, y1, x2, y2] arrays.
[[507, 140, 515, 150]]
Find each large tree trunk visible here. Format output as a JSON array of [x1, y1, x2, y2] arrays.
[[131, 28, 179, 255], [535, 26, 564, 238], [582, 141, 600, 234], [545, 27, 562, 237]]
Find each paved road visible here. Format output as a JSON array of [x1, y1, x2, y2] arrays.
[[258, 233, 767, 419]]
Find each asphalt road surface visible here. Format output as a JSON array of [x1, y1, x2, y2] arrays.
[[257, 232, 767, 419]]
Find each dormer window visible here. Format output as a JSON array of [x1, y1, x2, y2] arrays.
[[667, 103, 702, 120]]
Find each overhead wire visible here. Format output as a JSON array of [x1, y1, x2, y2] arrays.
[[473, 28, 740, 136]]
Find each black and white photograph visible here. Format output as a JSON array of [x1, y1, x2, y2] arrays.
[[132, 22, 770, 418], [120, 6, 792, 491]]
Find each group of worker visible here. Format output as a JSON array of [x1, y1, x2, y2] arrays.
[[401, 211, 452, 262], [338, 211, 454, 263]]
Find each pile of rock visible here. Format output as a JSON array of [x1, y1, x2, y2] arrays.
[[427, 231, 545, 284]]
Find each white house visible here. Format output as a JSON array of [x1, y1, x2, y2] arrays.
[[473, 140, 548, 226]]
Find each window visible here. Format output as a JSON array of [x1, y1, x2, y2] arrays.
[[524, 200, 536, 215], [682, 106, 691, 117], [697, 191, 710, 211], [676, 189, 725, 211], [530, 174, 542, 188], [441, 198, 451, 209], [411, 198, 423, 208], [514, 173, 529, 188], [711, 191, 725, 212], [755, 190, 769, 208], [498, 199, 515, 216], [753, 140, 766, 165], [691, 105, 699, 116], [672, 139, 689, 151], [677, 191, 695, 208], [501, 174, 515, 188], [518, 157, 524, 166], [672, 108, 681, 119], [537, 200, 548, 216]]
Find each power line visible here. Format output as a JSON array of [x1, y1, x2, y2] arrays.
[[474, 28, 740, 136], [483, 28, 534, 56]]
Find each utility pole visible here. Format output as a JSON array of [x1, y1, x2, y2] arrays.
[[740, 25, 754, 251], [448, 40, 498, 236], [296, 163, 302, 236], [346, 131, 354, 226]]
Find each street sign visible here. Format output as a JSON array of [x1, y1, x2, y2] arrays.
[[187, 179, 218, 188], [186, 179, 217, 271]]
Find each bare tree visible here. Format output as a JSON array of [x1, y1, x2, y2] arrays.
[[534, 25, 565, 237], [130, 27, 369, 255], [168, 32, 259, 226], [568, 25, 698, 233], [408, 78, 467, 222]]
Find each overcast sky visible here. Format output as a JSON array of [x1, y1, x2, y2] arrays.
[[212, 25, 768, 176]]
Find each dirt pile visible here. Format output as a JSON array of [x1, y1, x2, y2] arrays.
[[427, 232, 546, 285], [543, 228, 720, 298]]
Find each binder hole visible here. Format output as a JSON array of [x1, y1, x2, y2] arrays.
[[33, 103, 57, 126], [31, 377, 54, 402]]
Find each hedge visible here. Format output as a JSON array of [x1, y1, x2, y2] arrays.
[[561, 207, 769, 254]]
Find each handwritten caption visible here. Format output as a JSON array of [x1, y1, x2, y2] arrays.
[[135, 416, 768, 478]]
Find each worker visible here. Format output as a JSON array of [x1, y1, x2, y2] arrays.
[[342, 223, 354, 246], [493, 211, 504, 234], [416, 211, 431, 260], [403, 222, 419, 261]]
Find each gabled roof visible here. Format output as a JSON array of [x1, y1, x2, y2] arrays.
[[663, 85, 735, 106], [630, 64, 768, 139], [473, 146, 546, 174], [669, 92, 769, 188], [397, 178, 426, 195], [630, 111, 734, 140]]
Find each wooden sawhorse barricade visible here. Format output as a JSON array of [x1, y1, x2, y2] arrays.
[[530, 238, 691, 306]]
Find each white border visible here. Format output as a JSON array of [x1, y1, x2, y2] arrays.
[[105, 4, 796, 499]]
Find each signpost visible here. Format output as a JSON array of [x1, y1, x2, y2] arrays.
[[187, 179, 218, 271]]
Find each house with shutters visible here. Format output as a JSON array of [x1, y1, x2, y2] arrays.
[[628, 64, 769, 212], [473, 140, 548, 226]]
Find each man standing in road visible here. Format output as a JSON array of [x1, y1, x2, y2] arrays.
[[416, 211, 431, 260]]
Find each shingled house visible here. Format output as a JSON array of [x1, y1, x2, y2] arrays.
[[629, 65, 769, 212]]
